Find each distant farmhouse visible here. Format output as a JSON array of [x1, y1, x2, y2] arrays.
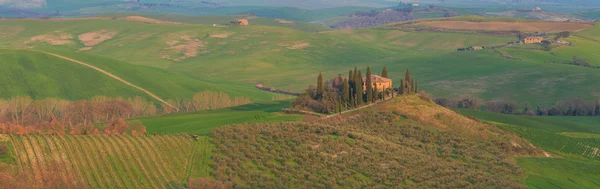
[[523, 37, 544, 44], [363, 75, 393, 92], [230, 19, 249, 26], [237, 19, 249, 26]]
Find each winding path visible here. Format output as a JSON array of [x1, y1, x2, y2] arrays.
[[23, 49, 178, 110]]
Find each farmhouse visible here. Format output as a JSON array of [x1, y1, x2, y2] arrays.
[[523, 37, 544, 44], [472, 46, 483, 50], [363, 74, 392, 92], [237, 19, 249, 26]]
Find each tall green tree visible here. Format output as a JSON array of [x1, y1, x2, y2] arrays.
[[366, 67, 373, 104], [348, 70, 354, 105], [404, 69, 412, 94], [317, 72, 324, 98], [411, 79, 415, 94], [595, 101, 600, 116], [375, 86, 379, 101], [415, 80, 418, 93], [355, 70, 363, 106], [342, 78, 349, 104], [382, 66, 388, 78], [399, 79, 404, 95]]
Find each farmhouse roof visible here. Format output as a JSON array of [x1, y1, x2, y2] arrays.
[[363, 74, 391, 83]]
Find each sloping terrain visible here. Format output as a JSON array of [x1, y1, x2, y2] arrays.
[[458, 109, 600, 188], [0, 49, 276, 102], [1, 16, 600, 105], [7, 134, 212, 188], [136, 100, 301, 135], [209, 96, 543, 188], [0, 49, 147, 100]]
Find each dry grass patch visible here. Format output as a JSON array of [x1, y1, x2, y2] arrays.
[[415, 21, 593, 32], [25, 33, 73, 45], [161, 35, 208, 61], [275, 19, 295, 24], [209, 32, 235, 39], [281, 42, 310, 50], [77, 47, 92, 51], [118, 16, 182, 25], [78, 30, 117, 47]]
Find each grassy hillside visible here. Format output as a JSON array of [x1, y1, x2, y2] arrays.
[[0, 49, 276, 102], [0, 49, 147, 100], [1, 17, 600, 105], [457, 109, 600, 187], [7, 134, 213, 188], [136, 100, 301, 135], [208, 95, 543, 188], [518, 157, 600, 189], [142, 14, 332, 32]]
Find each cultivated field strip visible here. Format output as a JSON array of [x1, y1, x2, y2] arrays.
[[9, 135, 212, 188]]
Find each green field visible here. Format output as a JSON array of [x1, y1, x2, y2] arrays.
[[2, 16, 600, 105], [518, 157, 600, 189], [457, 109, 600, 187], [7, 134, 213, 188], [136, 100, 301, 135], [143, 14, 332, 32], [0, 49, 146, 100], [0, 49, 278, 102]]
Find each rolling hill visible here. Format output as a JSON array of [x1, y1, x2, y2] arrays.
[[1, 16, 600, 106], [457, 109, 600, 188], [0, 49, 277, 103]]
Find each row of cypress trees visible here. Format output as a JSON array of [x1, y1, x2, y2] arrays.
[[317, 66, 414, 108]]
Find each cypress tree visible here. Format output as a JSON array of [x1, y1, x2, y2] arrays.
[[411, 79, 415, 94], [400, 79, 404, 95], [342, 78, 350, 104], [348, 70, 353, 82], [405, 69, 411, 85], [317, 72, 324, 98], [356, 70, 363, 106], [415, 80, 418, 93], [595, 101, 600, 116], [382, 66, 388, 78], [373, 84, 378, 102], [366, 66, 373, 104]]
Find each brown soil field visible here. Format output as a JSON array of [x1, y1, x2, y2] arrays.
[[117, 16, 183, 25], [161, 35, 207, 61], [25, 33, 73, 45], [78, 30, 117, 46], [416, 21, 593, 32]]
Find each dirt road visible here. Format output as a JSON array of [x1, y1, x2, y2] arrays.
[[25, 49, 178, 110]]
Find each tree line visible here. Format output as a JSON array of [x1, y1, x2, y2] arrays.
[[435, 97, 600, 116], [0, 91, 254, 135], [292, 67, 419, 114]]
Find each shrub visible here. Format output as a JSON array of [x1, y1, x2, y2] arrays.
[[418, 91, 431, 101]]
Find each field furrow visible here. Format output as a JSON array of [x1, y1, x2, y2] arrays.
[[21, 135, 43, 184], [141, 136, 182, 182], [153, 135, 187, 179], [58, 135, 97, 188], [10, 135, 30, 173], [120, 135, 170, 189], [49, 135, 86, 187], [130, 136, 178, 188], [36, 135, 68, 185], [71, 136, 109, 188], [89, 136, 132, 188], [103, 135, 150, 189], [82, 136, 124, 188]]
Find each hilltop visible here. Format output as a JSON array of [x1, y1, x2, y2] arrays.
[[208, 95, 544, 188]]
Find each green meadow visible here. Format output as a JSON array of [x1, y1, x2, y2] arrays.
[[2, 16, 599, 105], [135, 100, 301, 135], [458, 109, 600, 188]]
